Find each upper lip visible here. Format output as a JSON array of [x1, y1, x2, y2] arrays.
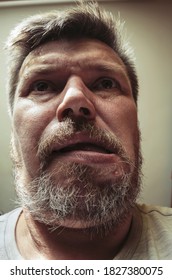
[[51, 133, 115, 155]]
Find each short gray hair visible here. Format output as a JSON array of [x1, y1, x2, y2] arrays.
[[5, 0, 138, 113]]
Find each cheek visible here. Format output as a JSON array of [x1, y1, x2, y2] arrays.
[[13, 99, 53, 141], [99, 99, 139, 159], [12, 101, 55, 176]]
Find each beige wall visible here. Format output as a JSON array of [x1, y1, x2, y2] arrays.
[[0, 1, 171, 213]]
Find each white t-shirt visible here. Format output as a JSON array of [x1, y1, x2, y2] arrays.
[[0, 204, 172, 259], [0, 208, 23, 259]]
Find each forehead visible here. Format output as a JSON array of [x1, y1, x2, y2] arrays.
[[20, 39, 127, 76]]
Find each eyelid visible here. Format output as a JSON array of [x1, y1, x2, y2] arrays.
[[92, 77, 122, 90], [30, 80, 56, 92]]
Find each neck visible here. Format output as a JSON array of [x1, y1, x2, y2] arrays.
[[16, 210, 132, 260]]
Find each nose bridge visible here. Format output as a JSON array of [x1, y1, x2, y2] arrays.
[[63, 76, 87, 102], [56, 76, 96, 121]]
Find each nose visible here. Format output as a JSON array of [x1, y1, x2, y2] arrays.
[[57, 77, 96, 122]]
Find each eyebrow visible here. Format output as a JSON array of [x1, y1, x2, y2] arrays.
[[18, 59, 131, 94], [89, 62, 126, 77], [21, 59, 127, 80], [87, 62, 123, 73]]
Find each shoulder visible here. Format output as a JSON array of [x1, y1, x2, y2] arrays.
[[137, 204, 172, 217], [136, 203, 172, 219], [116, 204, 172, 260], [134, 204, 172, 259], [0, 208, 22, 224], [0, 208, 22, 260], [136, 203, 172, 230]]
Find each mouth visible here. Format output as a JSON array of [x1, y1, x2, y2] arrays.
[[57, 142, 113, 155], [40, 134, 129, 176], [48, 140, 121, 167]]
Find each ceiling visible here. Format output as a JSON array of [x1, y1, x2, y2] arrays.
[[0, 0, 162, 8]]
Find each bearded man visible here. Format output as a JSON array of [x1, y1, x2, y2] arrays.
[[0, 1, 172, 260]]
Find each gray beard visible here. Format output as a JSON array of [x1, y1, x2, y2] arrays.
[[15, 160, 142, 234], [13, 118, 142, 234]]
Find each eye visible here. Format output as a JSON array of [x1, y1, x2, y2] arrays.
[[93, 78, 121, 91], [31, 81, 56, 93]]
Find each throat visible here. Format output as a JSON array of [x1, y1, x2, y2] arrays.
[[17, 210, 133, 260]]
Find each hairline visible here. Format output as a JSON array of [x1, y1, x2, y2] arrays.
[[6, 3, 139, 114]]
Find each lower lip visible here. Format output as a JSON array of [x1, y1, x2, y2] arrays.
[[51, 150, 121, 165]]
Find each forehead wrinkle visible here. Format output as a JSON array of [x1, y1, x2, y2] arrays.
[[19, 40, 130, 87], [20, 56, 127, 80], [19, 37, 129, 78]]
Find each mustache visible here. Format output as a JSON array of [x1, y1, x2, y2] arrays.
[[37, 118, 131, 168]]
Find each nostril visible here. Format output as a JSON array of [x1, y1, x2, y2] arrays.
[[80, 107, 90, 116], [62, 108, 74, 119], [62, 107, 90, 119]]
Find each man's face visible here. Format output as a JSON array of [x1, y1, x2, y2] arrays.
[[12, 39, 141, 231]]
